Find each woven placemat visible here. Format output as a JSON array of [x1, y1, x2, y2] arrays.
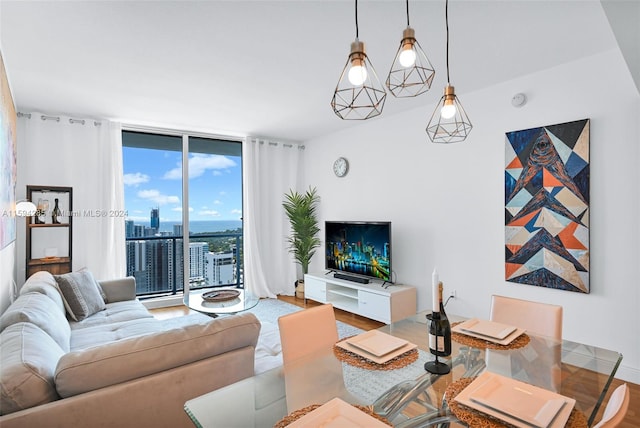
[[451, 322, 531, 350], [445, 377, 588, 428], [273, 403, 392, 427], [333, 336, 419, 370]]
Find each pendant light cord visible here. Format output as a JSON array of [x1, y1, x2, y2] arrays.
[[445, 0, 450, 84], [355, 0, 359, 39], [406, 0, 410, 27]]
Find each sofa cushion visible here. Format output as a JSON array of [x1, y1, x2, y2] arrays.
[[255, 321, 283, 374], [55, 312, 261, 398], [19, 271, 65, 313], [68, 300, 154, 331], [54, 270, 106, 321], [0, 292, 71, 352], [0, 323, 65, 415], [70, 318, 164, 351]]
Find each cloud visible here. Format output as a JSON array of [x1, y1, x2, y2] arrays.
[[213, 200, 222, 205], [163, 154, 237, 180], [123, 172, 150, 186], [172, 206, 193, 212], [198, 209, 221, 217], [230, 209, 242, 216], [137, 189, 180, 205]]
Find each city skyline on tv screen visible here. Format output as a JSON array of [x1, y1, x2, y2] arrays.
[[325, 222, 391, 282]]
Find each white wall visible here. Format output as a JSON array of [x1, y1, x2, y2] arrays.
[[0, 244, 16, 313], [303, 49, 640, 383]]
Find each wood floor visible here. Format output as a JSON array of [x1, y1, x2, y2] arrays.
[[150, 295, 638, 428]]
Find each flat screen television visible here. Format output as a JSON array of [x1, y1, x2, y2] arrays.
[[325, 221, 392, 283]]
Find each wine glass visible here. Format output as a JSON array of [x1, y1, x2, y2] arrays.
[[40, 199, 50, 224]]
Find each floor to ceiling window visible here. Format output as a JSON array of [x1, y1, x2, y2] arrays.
[[122, 130, 243, 297]]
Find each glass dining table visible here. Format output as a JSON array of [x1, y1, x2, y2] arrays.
[[184, 311, 623, 428]]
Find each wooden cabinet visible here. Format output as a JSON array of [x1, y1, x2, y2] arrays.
[[304, 273, 416, 324], [26, 185, 72, 277]]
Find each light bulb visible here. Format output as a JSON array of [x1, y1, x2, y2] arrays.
[[399, 46, 416, 67], [15, 201, 37, 217], [348, 63, 368, 86], [441, 103, 456, 119]]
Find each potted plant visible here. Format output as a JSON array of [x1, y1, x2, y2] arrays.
[[283, 187, 321, 298]]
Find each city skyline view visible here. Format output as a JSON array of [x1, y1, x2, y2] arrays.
[[122, 146, 243, 223]]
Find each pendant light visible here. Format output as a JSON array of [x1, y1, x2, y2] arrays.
[[331, 0, 387, 120], [426, 0, 472, 143], [386, 0, 435, 98]]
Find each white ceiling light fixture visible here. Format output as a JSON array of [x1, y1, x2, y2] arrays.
[[386, 0, 436, 98], [426, 0, 472, 144], [331, 0, 387, 120]]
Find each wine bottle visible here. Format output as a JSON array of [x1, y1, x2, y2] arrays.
[[428, 282, 452, 357], [52, 198, 62, 224]]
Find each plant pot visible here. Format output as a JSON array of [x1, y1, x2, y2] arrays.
[[295, 280, 305, 299]]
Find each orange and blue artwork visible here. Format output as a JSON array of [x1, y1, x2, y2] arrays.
[[505, 119, 590, 293]]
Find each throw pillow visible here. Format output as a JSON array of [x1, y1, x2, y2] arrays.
[[54, 270, 106, 321]]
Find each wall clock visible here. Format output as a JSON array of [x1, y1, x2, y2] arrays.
[[333, 157, 349, 177]]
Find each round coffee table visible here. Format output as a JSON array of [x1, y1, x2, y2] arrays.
[[185, 287, 259, 317]]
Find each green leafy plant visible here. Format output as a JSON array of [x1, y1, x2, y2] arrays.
[[283, 187, 321, 278]]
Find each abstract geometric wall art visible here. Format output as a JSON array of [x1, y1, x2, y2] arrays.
[[1, 51, 17, 250], [505, 119, 590, 293]]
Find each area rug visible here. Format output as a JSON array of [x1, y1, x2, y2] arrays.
[[158, 297, 363, 338], [159, 298, 431, 405], [246, 298, 364, 339]]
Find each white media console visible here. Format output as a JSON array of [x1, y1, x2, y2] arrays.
[[304, 273, 417, 324]]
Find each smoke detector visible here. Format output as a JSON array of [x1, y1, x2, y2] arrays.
[[511, 93, 527, 107]]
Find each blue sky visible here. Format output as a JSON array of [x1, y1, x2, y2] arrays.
[[122, 147, 242, 223]]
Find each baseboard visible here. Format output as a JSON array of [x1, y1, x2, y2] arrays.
[[615, 364, 640, 385]]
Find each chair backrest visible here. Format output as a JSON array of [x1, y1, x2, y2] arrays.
[[593, 384, 630, 428], [490, 295, 563, 340], [278, 303, 339, 364]]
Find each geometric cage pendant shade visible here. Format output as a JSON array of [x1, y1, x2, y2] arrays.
[[331, 40, 387, 120], [386, 27, 435, 98], [426, 0, 472, 143], [426, 85, 472, 143]]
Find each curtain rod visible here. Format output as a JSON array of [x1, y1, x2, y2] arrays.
[[17, 112, 102, 126], [252, 138, 305, 150]]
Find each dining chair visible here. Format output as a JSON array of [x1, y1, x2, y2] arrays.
[[488, 295, 563, 392], [593, 383, 630, 428], [278, 304, 347, 412], [277, 303, 339, 364], [490, 295, 563, 339]]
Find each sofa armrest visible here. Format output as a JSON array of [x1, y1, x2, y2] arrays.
[[55, 312, 261, 398], [98, 277, 136, 302]]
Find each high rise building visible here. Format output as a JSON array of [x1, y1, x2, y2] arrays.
[[206, 251, 234, 285], [188, 243, 208, 279], [150, 207, 159, 232], [173, 224, 183, 237], [125, 220, 134, 238], [133, 225, 145, 237], [126, 238, 184, 294]]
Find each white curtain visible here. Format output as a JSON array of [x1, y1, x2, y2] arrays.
[[243, 137, 304, 298], [16, 113, 125, 283]]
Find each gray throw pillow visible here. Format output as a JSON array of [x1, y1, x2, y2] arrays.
[[54, 270, 106, 321]]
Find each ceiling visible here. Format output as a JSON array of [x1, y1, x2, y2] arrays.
[[0, 0, 632, 142]]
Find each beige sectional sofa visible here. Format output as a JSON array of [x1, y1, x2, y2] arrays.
[[0, 271, 262, 427]]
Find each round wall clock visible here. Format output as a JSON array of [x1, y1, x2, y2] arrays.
[[333, 157, 349, 177]]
